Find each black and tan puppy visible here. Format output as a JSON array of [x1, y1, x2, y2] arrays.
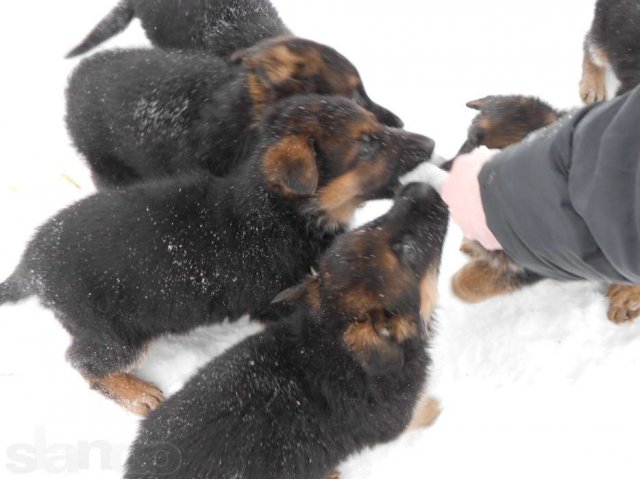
[[580, 0, 640, 103], [66, 37, 404, 188], [0, 95, 433, 415], [448, 95, 640, 324], [124, 182, 448, 479], [67, 0, 290, 58], [457, 95, 562, 154]]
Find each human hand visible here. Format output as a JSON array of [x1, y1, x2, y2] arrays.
[[441, 148, 502, 250]]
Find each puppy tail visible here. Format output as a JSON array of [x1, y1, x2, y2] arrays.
[[65, 0, 135, 59], [0, 267, 32, 306]]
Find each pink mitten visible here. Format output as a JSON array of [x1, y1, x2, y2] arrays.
[[441, 148, 502, 250]]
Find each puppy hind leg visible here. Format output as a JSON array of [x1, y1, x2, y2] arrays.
[[67, 337, 164, 415]]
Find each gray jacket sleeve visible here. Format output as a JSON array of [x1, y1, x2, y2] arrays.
[[478, 85, 640, 284]]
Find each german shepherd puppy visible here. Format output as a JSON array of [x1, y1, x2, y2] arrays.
[[66, 0, 290, 58], [124, 183, 448, 478], [66, 37, 404, 188], [0, 95, 434, 415], [449, 95, 640, 324], [580, 0, 640, 103], [458, 95, 563, 154]]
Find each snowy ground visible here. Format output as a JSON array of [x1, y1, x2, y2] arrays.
[[1, 1, 640, 478]]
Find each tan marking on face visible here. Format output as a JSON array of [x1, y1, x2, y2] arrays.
[[348, 74, 362, 90], [89, 372, 164, 416], [346, 113, 382, 139], [343, 320, 388, 356], [316, 159, 387, 225], [340, 285, 381, 315], [389, 313, 419, 342]]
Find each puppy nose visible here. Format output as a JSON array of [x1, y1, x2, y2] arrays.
[[408, 134, 435, 160], [421, 137, 436, 158]]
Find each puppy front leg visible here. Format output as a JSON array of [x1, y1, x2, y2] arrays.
[[89, 372, 165, 416], [607, 284, 640, 324], [580, 35, 608, 104], [68, 337, 164, 415]]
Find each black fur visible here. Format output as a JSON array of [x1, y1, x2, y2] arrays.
[[66, 0, 290, 58], [66, 40, 404, 188], [124, 183, 449, 478], [0, 95, 433, 381], [0, 269, 31, 305], [588, 0, 640, 95]]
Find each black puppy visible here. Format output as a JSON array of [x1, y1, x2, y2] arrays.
[[0, 95, 434, 415], [580, 0, 640, 103], [66, 37, 403, 188], [66, 0, 290, 58], [124, 182, 448, 478]]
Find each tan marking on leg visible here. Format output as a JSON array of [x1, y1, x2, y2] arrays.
[[607, 284, 640, 324], [452, 260, 521, 303], [580, 43, 608, 104], [408, 396, 441, 430], [89, 372, 164, 416]]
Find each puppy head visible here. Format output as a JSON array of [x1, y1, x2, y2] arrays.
[[232, 36, 403, 127], [316, 183, 448, 376], [259, 95, 436, 231], [458, 95, 560, 153]]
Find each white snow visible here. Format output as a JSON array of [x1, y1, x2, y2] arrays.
[[2, 1, 639, 479]]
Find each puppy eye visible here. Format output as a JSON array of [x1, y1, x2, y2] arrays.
[[393, 240, 418, 265], [359, 134, 380, 158]]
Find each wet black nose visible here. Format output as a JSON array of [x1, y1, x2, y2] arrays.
[[403, 133, 435, 161], [420, 137, 436, 159]]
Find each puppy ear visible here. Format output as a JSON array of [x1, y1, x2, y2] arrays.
[[263, 135, 319, 196], [344, 321, 406, 377], [271, 275, 319, 305], [232, 40, 302, 93], [466, 96, 494, 111]]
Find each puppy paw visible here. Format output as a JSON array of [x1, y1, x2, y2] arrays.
[[607, 284, 640, 324], [451, 260, 518, 303], [91, 372, 165, 416], [408, 396, 441, 430], [326, 470, 341, 479], [580, 60, 607, 104]]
